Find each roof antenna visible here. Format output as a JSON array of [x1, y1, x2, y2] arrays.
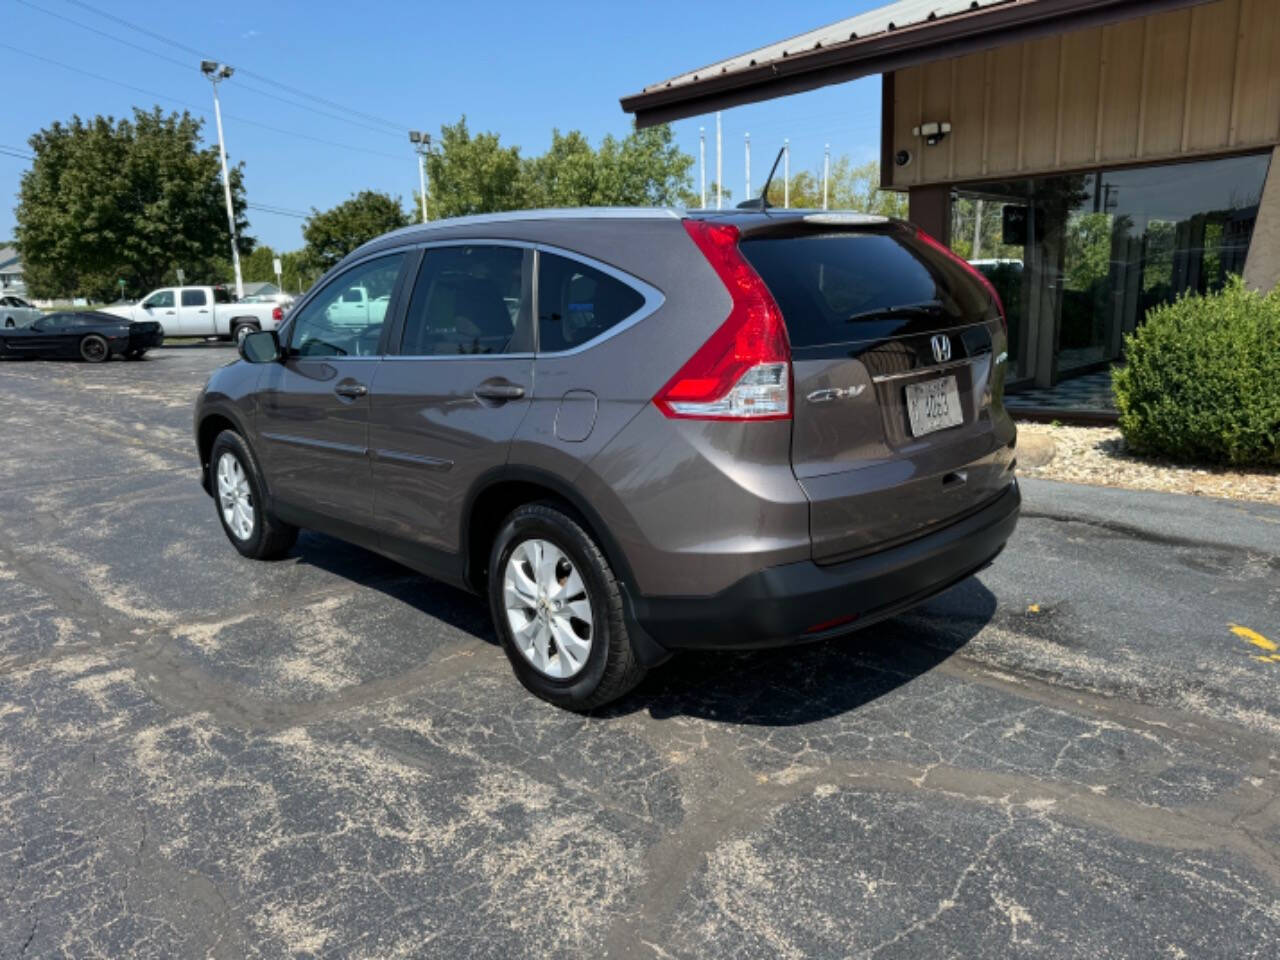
[[737, 145, 785, 211]]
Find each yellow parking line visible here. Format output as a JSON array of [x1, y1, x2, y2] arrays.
[[1230, 624, 1277, 651]]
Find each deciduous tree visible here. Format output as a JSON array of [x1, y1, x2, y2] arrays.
[[15, 107, 251, 301], [301, 191, 410, 272]]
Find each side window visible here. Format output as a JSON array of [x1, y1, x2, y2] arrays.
[[143, 290, 174, 309], [288, 253, 405, 357], [181, 289, 207, 307], [213, 287, 233, 304], [536, 252, 645, 352], [399, 245, 529, 356]]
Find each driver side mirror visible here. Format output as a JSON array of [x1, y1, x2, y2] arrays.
[[239, 329, 282, 363]]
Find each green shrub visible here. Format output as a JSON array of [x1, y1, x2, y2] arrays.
[[1113, 277, 1280, 466]]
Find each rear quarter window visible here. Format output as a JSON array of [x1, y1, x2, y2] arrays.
[[740, 231, 990, 348], [537, 252, 645, 352]]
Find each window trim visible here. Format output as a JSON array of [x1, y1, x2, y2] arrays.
[[283, 249, 413, 360], [387, 240, 536, 360], [285, 239, 665, 362], [531, 244, 664, 357]]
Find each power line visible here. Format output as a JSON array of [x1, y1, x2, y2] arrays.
[[0, 44, 403, 160], [0, 147, 35, 161], [63, 0, 410, 133], [18, 0, 404, 140], [247, 203, 309, 219]]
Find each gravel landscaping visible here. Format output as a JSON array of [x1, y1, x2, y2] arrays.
[[1016, 422, 1280, 506]]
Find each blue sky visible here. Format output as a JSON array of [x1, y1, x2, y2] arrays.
[[2, 0, 885, 251]]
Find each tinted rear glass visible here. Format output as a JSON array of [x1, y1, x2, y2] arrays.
[[740, 231, 990, 348]]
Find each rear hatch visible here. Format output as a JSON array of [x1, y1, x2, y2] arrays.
[[739, 217, 1013, 563]]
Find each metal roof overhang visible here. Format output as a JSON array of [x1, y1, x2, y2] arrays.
[[621, 0, 1214, 127]]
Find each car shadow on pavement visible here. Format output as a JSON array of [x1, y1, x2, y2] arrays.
[[288, 531, 996, 727], [606, 576, 997, 726]]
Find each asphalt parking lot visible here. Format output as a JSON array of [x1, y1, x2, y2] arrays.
[[1, 345, 1278, 958]]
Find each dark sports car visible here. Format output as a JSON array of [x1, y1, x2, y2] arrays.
[[0, 311, 164, 362]]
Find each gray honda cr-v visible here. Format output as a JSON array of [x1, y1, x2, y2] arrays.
[[195, 208, 1019, 709]]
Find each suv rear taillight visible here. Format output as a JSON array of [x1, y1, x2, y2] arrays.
[[654, 220, 792, 421], [271, 306, 283, 322], [915, 227, 1008, 332]]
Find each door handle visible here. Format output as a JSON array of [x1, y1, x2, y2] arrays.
[[334, 382, 368, 399], [198, 309, 209, 313], [474, 382, 525, 402]]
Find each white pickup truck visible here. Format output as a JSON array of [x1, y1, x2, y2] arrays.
[[100, 286, 283, 342]]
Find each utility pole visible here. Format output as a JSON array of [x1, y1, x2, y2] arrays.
[[699, 126, 706, 208], [715, 112, 723, 210], [744, 132, 751, 200], [783, 138, 790, 208], [409, 131, 431, 222], [201, 60, 243, 300], [822, 143, 831, 211]]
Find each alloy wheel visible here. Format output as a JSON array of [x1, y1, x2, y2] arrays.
[[80, 336, 107, 362], [216, 451, 255, 541], [502, 538, 593, 679]]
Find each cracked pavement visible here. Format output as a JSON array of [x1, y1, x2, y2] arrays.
[[1, 345, 1278, 958]]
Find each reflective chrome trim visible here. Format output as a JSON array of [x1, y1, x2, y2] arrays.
[[871, 357, 974, 384], [530, 244, 665, 356], [372, 448, 454, 471], [371, 207, 682, 244], [806, 384, 866, 403], [995, 351, 1008, 365], [261, 432, 367, 457], [802, 212, 890, 226]]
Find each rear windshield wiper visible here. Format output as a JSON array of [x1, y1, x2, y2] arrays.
[[845, 300, 944, 324]]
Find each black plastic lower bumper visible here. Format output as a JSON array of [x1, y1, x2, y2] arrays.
[[631, 481, 1020, 651]]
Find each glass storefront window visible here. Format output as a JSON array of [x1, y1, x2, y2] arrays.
[[951, 152, 1271, 387]]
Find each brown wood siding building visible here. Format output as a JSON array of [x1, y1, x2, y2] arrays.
[[887, 0, 1280, 188]]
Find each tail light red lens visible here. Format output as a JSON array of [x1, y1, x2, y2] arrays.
[[654, 220, 792, 421], [915, 227, 1008, 332], [271, 306, 283, 322]]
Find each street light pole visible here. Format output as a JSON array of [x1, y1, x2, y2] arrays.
[[699, 126, 706, 209], [202, 61, 244, 300], [715, 112, 722, 210], [409, 131, 431, 222]]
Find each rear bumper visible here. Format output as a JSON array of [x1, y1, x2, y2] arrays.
[[128, 327, 165, 351], [630, 480, 1020, 650]]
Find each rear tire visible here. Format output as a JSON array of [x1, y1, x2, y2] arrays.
[[79, 334, 110, 363], [488, 502, 645, 710], [233, 322, 259, 345], [209, 429, 298, 560]]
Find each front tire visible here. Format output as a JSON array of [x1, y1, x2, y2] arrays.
[[79, 334, 110, 363], [488, 503, 645, 710], [209, 430, 298, 560]]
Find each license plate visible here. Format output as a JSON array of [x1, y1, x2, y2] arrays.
[[905, 375, 963, 437]]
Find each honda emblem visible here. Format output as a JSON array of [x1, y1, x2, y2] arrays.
[[930, 334, 952, 364]]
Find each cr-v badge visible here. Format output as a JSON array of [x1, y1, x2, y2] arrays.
[[806, 385, 867, 404]]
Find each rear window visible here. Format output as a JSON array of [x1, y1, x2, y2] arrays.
[[213, 287, 233, 304], [740, 231, 990, 348]]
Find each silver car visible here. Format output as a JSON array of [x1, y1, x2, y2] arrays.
[[1, 296, 42, 329]]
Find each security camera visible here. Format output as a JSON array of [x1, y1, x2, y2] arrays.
[[895, 149, 912, 167]]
